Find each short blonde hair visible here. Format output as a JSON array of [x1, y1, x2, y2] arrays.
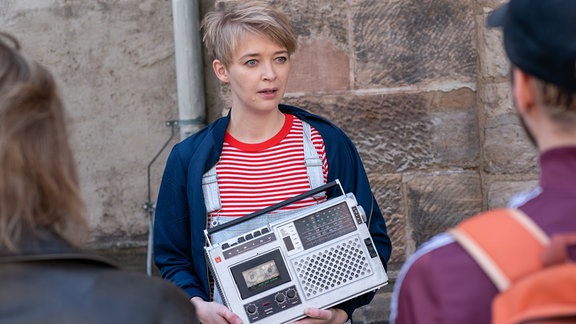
[[201, 0, 298, 67], [0, 32, 87, 252]]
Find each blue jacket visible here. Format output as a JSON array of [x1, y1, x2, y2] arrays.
[[154, 104, 392, 319]]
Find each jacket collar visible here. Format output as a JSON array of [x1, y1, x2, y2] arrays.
[[0, 229, 119, 269]]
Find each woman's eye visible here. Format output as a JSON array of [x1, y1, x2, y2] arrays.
[[245, 59, 257, 66], [275, 56, 287, 63]]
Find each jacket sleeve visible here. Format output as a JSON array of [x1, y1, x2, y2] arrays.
[[153, 145, 209, 301]]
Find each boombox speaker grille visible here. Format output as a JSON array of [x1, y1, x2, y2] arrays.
[[292, 236, 373, 299]]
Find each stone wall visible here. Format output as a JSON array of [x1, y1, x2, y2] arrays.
[[1, 0, 178, 247], [1, 0, 539, 322]]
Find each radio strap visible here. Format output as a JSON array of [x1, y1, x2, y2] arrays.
[[202, 165, 221, 214], [302, 121, 325, 199]]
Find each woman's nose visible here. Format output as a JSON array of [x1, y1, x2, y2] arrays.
[[261, 62, 277, 81]]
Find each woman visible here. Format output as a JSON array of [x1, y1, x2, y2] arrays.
[[154, 1, 392, 323]]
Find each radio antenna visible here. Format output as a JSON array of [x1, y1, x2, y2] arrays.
[[207, 180, 344, 236]]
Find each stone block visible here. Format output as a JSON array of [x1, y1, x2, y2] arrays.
[[480, 82, 514, 120], [480, 83, 538, 174], [277, 0, 352, 93], [287, 38, 350, 93], [368, 175, 405, 265], [349, 0, 476, 88], [430, 108, 480, 168], [476, 8, 509, 81], [484, 121, 538, 174], [487, 179, 539, 209], [403, 171, 482, 249], [479, 82, 532, 173], [271, 0, 349, 46]]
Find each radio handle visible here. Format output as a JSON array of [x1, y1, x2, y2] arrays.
[[207, 179, 344, 236]]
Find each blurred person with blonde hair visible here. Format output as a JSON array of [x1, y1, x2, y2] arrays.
[[0, 31, 198, 324]]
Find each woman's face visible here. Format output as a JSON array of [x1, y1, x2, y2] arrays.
[[213, 32, 291, 116]]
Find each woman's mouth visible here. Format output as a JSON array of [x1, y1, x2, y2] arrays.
[[257, 88, 278, 99]]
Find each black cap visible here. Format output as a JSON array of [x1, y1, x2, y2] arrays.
[[487, 0, 576, 91]]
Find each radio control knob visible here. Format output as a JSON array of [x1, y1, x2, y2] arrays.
[[246, 304, 257, 314], [286, 289, 296, 299], [275, 293, 286, 303]]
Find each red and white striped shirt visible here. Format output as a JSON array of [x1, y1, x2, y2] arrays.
[[210, 114, 328, 218]]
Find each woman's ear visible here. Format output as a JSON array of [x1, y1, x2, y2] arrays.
[[213, 59, 229, 83]]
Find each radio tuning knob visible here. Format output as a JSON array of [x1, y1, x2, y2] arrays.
[[286, 289, 296, 299], [246, 304, 257, 314], [275, 293, 286, 303]]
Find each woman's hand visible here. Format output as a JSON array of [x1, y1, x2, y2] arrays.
[[191, 297, 242, 324], [292, 307, 348, 324]]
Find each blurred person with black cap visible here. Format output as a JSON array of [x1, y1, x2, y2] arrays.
[[389, 0, 576, 323]]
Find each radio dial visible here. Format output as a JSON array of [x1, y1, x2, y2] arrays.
[[246, 304, 257, 314], [286, 289, 296, 299], [275, 293, 286, 303]]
